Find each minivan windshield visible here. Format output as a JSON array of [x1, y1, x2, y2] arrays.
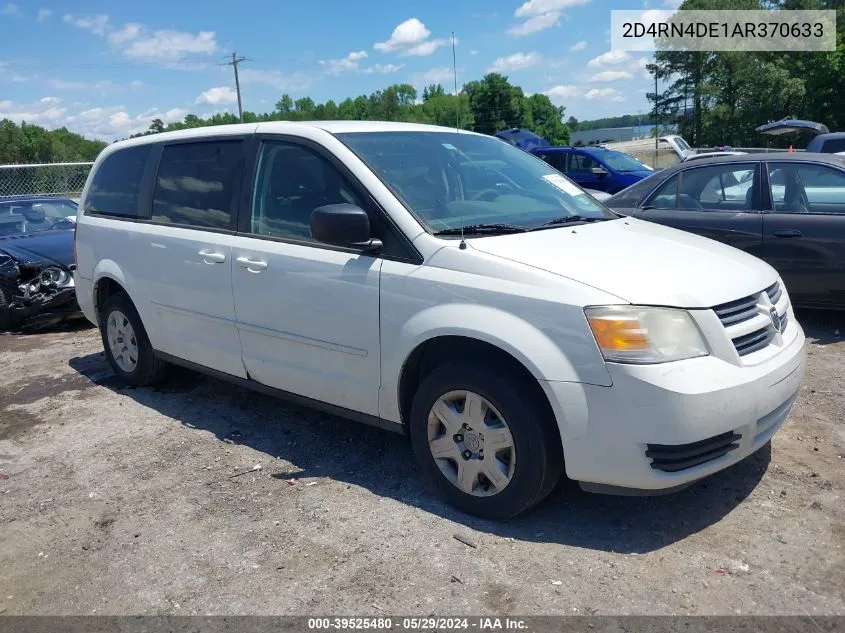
[[336, 131, 616, 235], [598, 150, 652, 173]]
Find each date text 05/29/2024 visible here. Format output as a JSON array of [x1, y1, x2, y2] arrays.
[[307, 617, 530, 631]]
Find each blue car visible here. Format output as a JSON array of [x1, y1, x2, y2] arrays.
[[530, 146, 655, 194]]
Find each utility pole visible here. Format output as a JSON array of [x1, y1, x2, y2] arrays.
[[227, 51, 247, 122], [653, 73, 658, 168]]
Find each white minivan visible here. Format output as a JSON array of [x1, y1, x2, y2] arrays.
[[74, 122, 806, 519]]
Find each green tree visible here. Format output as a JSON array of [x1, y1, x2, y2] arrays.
[[463, 73, 524, 135]]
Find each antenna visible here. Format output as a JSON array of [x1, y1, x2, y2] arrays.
[[452, 32, 466, 250]]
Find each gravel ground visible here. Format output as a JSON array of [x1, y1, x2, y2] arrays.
[[0, 311, 843, 616]]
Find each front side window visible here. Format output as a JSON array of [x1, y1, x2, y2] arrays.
[[250, 141, 367, 242], [84, 145, 150, 217], [335, 131, 615, 234], [151, 140, 242, 229], [647, 174, 679, 209], [768, 162, 845, 214], [568, 153, 599, 174], [537, 152, 566, 173]]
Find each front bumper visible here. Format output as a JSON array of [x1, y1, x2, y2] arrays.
[[542, 316, 807, 491], [9, 287, 82, 329]]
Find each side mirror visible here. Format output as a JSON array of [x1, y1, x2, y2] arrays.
[[311, 204, 382, 252], [591, 166, 609, 177]]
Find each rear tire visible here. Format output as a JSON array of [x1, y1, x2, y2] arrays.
[[99, 292, 166, 387], [409, 362, 563, 520]]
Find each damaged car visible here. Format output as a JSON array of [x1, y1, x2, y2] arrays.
[[0, 196, 81, 331]]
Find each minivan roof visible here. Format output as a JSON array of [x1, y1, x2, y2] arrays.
[[105, 120, 484, 154]]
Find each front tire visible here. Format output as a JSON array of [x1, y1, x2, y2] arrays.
[[99, 293, 166, 387], [409, 363, 563, 520]]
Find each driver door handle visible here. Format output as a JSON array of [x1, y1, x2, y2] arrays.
[[198, 249, 226, 264], [772, 229, 802, 238]]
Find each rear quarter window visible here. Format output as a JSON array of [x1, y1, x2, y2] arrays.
[[84, 145, 151, 218]]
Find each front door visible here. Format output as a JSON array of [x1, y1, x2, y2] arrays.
[[635, 161, 764, 256], [566, 152, 605, 190], [762, 161, 845, 308], [231, 139, 382, 416]]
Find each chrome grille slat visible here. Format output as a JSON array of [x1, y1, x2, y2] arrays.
[[713, 281, 786, 358]]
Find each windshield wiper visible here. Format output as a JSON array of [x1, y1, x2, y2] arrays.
[[531, 215, 608, 230], [433, 223, 529, 236]]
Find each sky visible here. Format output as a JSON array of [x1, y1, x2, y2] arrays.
[[0, 0, 683, 141]]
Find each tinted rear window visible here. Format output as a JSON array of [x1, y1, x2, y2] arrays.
[[151, 140, 242, 230], [84, 145, 151, 217]]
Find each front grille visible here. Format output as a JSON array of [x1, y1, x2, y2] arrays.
[[766, 281, 782, 305], [713, 295, 758, 326], [712, 281, 787, 357], [733, 327, 774, 356], [646, 431, 742, 472]]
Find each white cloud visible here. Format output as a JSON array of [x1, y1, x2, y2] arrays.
[[509, 0, 590, 36], [63, 13, 109, 35], [584, 87, 624, 101], [489, 51, 542, 73], [410, 67, 455, 87], [0, 99, 67, 125], [49, 78, 88, 90], [40, 96, 61, 105], [374, 18, 429, 52], [130, 80, 144, 89], [238, 68, 313, 93], [320, 50, 368, 75], [36, 8, 51, 22], [108, 23, 142, 45], [514, 0, 591, 17], [569, 40, 587, 52], [589, 70, 634, 83], [470, 50, 478, 56], [374, 18, 450, 56], [1, 3, 21, 16], [62, 15, 217, 65], [543, 84, 579, 104], [507, 12, 560, 36], [196, 86, 238, 105], [366, 63, 404, 74], [62, 105, 189, 139], [587, 50, 630, 68], [121, 28, 217, 62]]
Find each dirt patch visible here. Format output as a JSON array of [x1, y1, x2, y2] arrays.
[[0, 313, 842, 616]]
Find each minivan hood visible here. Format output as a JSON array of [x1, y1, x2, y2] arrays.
[[468, 217, 777, 308]]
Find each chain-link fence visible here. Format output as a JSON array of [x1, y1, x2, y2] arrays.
[[0, 162, 93, 200]]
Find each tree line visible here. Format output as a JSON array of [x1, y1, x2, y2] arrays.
[[649, 0, 845, 148], [136, 73, 571, 145], [0, 119, 107, 165]]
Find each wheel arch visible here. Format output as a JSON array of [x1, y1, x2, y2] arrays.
[[397, 335, 561, 433]]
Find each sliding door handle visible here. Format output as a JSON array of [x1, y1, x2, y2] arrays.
[[236, 256, 268, 272], [772, 229, 802, 238]]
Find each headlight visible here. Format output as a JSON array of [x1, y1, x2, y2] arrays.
[[39, 267, 74, 288], [585, 306, 709, 364]]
